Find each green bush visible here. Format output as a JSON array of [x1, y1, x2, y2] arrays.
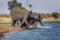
[[51, 12, 58, 19], [8, 0, 22, 10]]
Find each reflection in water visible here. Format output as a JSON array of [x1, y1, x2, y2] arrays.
[[1, 21, 60, 40]]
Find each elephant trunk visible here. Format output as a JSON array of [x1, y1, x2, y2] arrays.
[[39, 20, 44, 26], [38, 15, 44, 26]]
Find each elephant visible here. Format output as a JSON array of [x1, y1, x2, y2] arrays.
[[27, 12, 44, 28], [10, 7, 43, 28], [20, 11, 44, 28], [10, 7, 29, 28]]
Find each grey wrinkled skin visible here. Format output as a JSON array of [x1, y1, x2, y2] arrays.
[[10, 7, 29, 28], [27, 13, 43, 28]]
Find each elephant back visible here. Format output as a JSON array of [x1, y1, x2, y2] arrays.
[[10, 7, 29, 21], [29, 13, 39, 19]]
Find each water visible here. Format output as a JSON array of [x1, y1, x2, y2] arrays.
[[0, 22, 11, 24], [1, 21, 60, 40]]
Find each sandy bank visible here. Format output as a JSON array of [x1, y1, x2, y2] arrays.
[[42, 17, 60, 22], [0, 24, 25, 36], [0, 17, 11, 22]]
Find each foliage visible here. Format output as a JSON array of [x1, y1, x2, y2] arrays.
[[58, 13, 60, 18], [51, 12, 58, 19], [40, 13, 47, 18], [46, 13, 51, 17], [29, 4, 32, 11], [8, 0, 22, 10], [29, 4, 32, 8], [40, 12, 60, 19], [0, 14, 11, 18]]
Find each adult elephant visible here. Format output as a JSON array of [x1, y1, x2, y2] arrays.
[[27, 12, 44, 28], [10, 7, 29, 28]]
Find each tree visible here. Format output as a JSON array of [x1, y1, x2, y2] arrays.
[[51, 12, 58, 19], [29, 4, 32, 11], [17, 3, 22, 8], [8, 0, 22, 10]]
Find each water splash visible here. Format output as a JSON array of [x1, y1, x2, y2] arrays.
[[37, 26, 52, 29]]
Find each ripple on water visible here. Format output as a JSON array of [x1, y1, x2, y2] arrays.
[[2, 22, 60, 40], [2, 27, 60, 40]]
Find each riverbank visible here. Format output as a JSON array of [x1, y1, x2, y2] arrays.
[[0, 17, 11, 22], [0, 17, 60, 36], [42, 17, 60, 22], [0, 24, 25, 36]]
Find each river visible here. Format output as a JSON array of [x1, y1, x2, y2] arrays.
[[1, 21, 60, 40]]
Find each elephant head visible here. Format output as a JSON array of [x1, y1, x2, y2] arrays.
[[27, 13, 44, 26]]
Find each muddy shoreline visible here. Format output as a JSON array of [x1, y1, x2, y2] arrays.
[[0, 24, 26, 37]]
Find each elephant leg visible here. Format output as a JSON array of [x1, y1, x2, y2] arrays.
[[21, 23, 25, 27], [12, 20, 17, 26], [21, 22, 29, 29], [17, 21, 19, 25], [29, 23, 37, 28], [40, 21, 44, 26]]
